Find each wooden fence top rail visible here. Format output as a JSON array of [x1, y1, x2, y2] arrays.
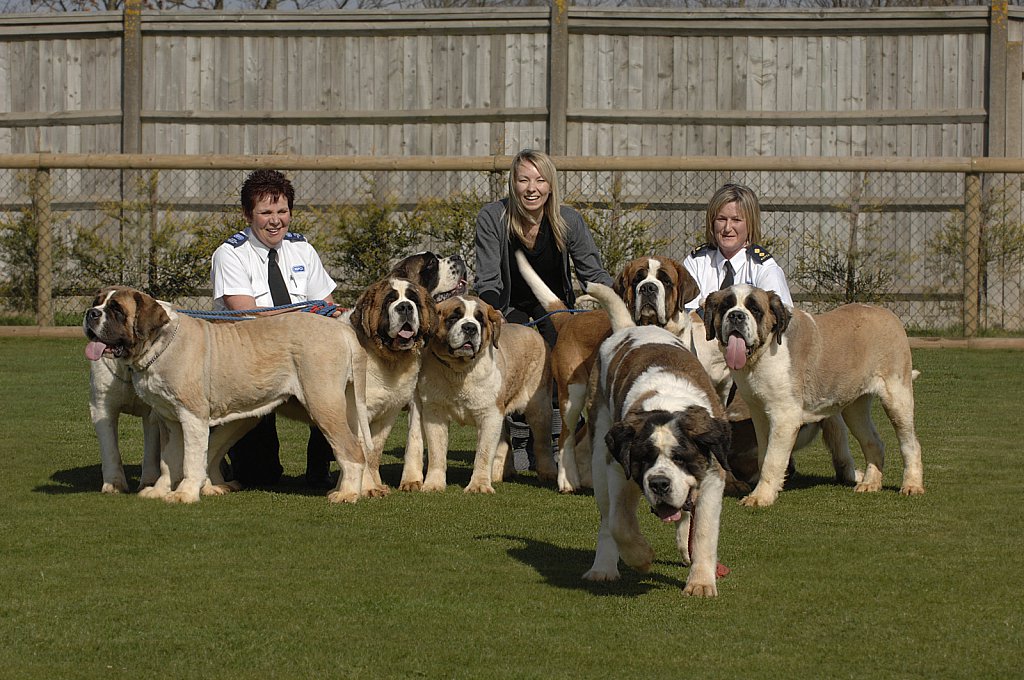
[[3, 154, 1024, 174]]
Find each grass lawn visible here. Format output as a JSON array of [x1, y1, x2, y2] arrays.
[[1, 338, 1022, 679]]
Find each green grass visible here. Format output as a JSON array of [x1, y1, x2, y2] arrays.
[[1, 339, 1022, 679]]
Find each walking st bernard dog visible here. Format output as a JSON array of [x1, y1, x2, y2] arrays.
[[703, 284, 925, 507], [585, 282, 731, 597], [83, 286, 371, 504], [410, 295, 556, 493], [514, 251, 730, 494]]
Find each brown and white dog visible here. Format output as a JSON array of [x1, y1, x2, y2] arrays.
[[585, 282, 731, 597], [703, 284, 925, 507], [88, 357, 161, 493], [83, 286, 370, 504], [514, 251, 721, 493], [346, 252, 465, 494], [409, 295, 556, 493]]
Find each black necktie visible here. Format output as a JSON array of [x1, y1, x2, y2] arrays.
[[720, 261, 735, 290], [267, 249, 291, 306]]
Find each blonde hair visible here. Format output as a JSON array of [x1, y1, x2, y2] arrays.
[[704, 183, 762, 248], [505, 149, 568, 252]]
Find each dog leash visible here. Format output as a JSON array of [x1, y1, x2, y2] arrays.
[[521, 308, 589, 328], [175, 300, 347, 320]]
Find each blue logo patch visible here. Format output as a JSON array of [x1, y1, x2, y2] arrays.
[[291, 265, 306, 273]]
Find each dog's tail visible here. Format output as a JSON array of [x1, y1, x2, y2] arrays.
[[587, 282, 635, 333], [514, 249, 573, 333]]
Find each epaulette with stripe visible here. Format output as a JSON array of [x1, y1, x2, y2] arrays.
[[747, 244, 773, 264], [690, 243, 716, 258], [224, 231, 248, 247], [284, 232, 307, 242]]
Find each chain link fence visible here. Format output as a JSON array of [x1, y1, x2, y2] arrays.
[[1, 156, 1020, 336]]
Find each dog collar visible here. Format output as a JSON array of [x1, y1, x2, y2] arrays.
[[138, 319, 180, 370]]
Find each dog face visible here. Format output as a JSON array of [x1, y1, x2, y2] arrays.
[[351, 277, 439, 354], [703, 284, 791, 371], [432, 296, 503, 359], [615, 256, 700, 327], [605, 406, 730, 522], [83, 286, 170, 362], [388, 251, 468, 303]]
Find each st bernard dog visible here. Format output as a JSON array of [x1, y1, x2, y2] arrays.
[[347, 275, 442, 494], [88, 357, 161, 493], [514, 251, 729, 494], [703, 284, 925, 507], [409, 295, 555, 493], [585, 282, 731, 597], [83, 286, 370, 504]]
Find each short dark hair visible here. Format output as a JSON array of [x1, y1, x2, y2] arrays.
[[240, 169, 295, 218]]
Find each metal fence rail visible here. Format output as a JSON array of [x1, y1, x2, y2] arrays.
[[2, 154, 1021, 336]]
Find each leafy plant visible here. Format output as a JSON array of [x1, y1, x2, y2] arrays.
[[574, 173, 669, 278], [793, 173, 902, 310]]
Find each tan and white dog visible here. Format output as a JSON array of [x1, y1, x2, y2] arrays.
[[515, 251, 726, 494], [703, 285, 925, 507], [585, 282, 731, 597], [88, 357, 161, 493], [410, 295, 555, 493], [83, 286, 370, 504]]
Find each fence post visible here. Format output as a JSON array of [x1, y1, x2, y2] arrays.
[[33, 168, 54, 327], [547, 0, 569, 156], [963, 172, 982, 337]]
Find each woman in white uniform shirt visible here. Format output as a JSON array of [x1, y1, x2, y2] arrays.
[[683, 183, 793, 311]]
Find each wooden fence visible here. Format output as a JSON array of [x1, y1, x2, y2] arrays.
[[0, 6, 1021, 160]]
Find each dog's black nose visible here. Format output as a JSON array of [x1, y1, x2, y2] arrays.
[[460, 322, 477, 337], [726, 310, 746, 325], [395, 301, 413, 317], [648, 475, 671, 496], [639, 282, 658, 298], [85, 308, 101, 322]]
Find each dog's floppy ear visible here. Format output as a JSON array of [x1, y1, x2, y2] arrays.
[[484, 302, 503, 347], [703, 292, 723, 342], [349, 287, 375, 340], [612, 266, 631, 300], [132, 290, 169, 344], [410, 281, 438, 342], [605, 421, 637, 479], [673, 259, 700, 313], [768, 291, 790, 345], [678, 406, 732, 473]]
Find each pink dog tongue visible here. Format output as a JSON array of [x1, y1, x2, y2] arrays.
[[85, 341, 106, 361], [398, 329, 414, 340], [661, 510, 682, 523], [726, 335, 747, 370]]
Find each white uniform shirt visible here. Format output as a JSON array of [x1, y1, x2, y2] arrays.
[[682, 243, 793, 310], [211, 228, 337, 310]]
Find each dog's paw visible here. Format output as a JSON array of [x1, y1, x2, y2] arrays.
[[853, 480, 882, 493], [101, 481, 128, 494], [327, 490, 359, 504], [397, 480, 423, 492], [464, 480, 496, 494], [164, 490, 200, 504], [582, 567, 621, 582], [900, 483, 925, 496], [739, 487, 778, 507], [137, 486, 166, 500], [202, 481, 241, 496], [362, 484, 391, 499], [683, 579, 718, 598], [618, 538, 655, 573]]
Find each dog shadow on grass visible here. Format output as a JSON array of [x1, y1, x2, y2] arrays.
[[476, 533, 688, 596]]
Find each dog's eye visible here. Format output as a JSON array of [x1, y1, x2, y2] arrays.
[[108, 302, 126, 321], [656, 271, 674, 288], [384, 291, 398, 306], [445, 311, 461, 326]]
